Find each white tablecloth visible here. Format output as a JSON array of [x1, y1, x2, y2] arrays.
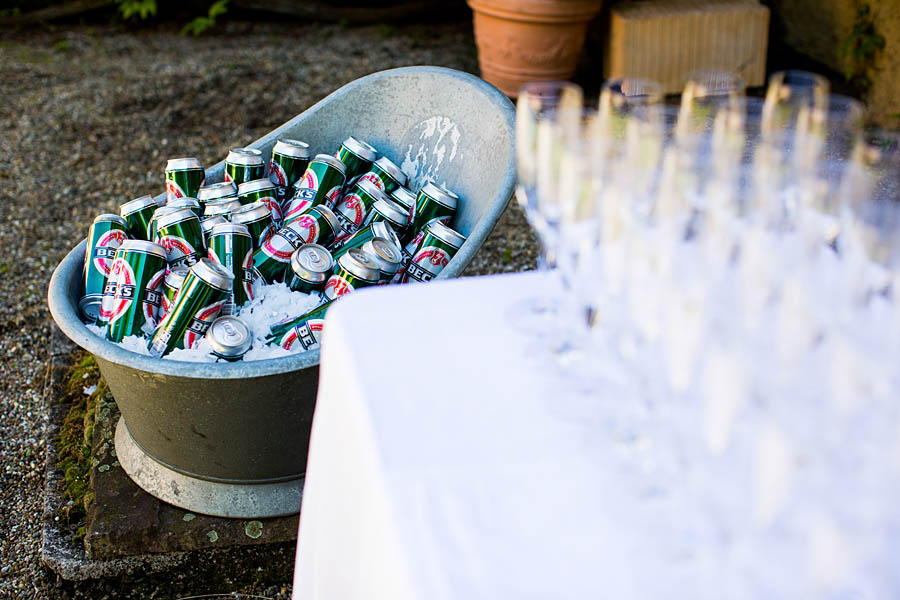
[[293, 271, 660, 599]]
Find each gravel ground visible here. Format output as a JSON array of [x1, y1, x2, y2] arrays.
[[0, 18, 535, 598]]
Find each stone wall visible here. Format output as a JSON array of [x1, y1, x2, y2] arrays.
[[771, 0, 900, 127]]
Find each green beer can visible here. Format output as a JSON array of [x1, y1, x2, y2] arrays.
[[288, 244, 334, 295], [283, 154, 346, 224], [81, 214, 129, 322], [237, 178, 282, 223], [104, 240, 168, 342], [322, 248, 381, 300], [332, 220, 401, 262], [165, 157, 205, 203], [119, 195, 159, 241], [265, 299, 334, 353], [148, 258, 234, 357], [390, 186, 417, 223], [334, 136, 377, 181], [207, 222, 254, 313], [155, 208, 206, 269], [148, 206, 180, 242], [224, 148, 265, 185], [401, 221, 466, 284], [361, 237, 402, 284], [269, 139, 311, 188], [357, 156, 407, 194], [232, 201, 276, 248], [331, 178, 389, 244], [201, 215, 228, 245], [197, 181, 238, 210], [404, 181, 459, 259], [251, 216, 321, 284], [361, 196, 411, 244], [161, 266, 189, 318]]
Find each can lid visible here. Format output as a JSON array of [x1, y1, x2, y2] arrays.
[[390, 186, 416, 211], [370, 220, 402, 253], [420, 181, 459, 209], [191, 257, 234, 291], [374, 156, 407, 186], [201, 215, 228, 232], [166, 157, 203, 171], [120, 195, 158, 216], [226, 148, 264, 166], [203, 203, 234, 218], [273, 139, 311, 159], [237, 178, 276, 195], [209, 222, 251, 238], [231, 200, 271, 224], [427, 221, 466, 249], [363, 237, 401, 270], [167, 197, 200, 210], [356, 178, 389, 203], [165, 266, 189, 288], [120, 239, 168, 260], [291, 244, 334, 282], [311, 204, 340, 232], [197, 181, 237, 202], [206, 316, 252, 357], [78, 295, 102, 322], [342, 137, 377, 162], [312, 153, 347, 175], [157, 207, 200, 230], [151, 206, 180, 221], [94, 213, 129, 226], [373, 197, 409, 226], [339, 248, 381, 282]]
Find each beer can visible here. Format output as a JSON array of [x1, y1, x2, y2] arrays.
[[361, 196, 411, 244], [148, 258, 234, 357], [201, 215, 228, 245], [155, 208, 205, 269], [203, 198, 242, 221], [207, 222, 254, 313], [165, 157, 205, 202], [283, 154, 346, 223], [224, 148, 265, 185], [401, 221, 466, 284], [357, 156, 407, 194], [81, 214, 128, 322], [232, 200, 276, 248], [251, 217, 318, 284], [265, 299, 334, 353], [166, 197, 201, 219], [197, 181, 238, 208], [119, 195, 159, 241], [161, 266, 189, 318], [322, 248, 381, 300], [404, 182, 459, 260], [269, 139, 311, 188], [288, 244, 333, 295], [331, 179, 389, 244], [361, 237, 402, 284], [390, 186, 417, 223], [237, 178, 282, 224], [206, 316, 253, 361], [334, 136, 377, 180], [148, 206, 180, 242], [332, 220, 401, 261], [104, 240, 168, 342], [287, 204, 339, 249]]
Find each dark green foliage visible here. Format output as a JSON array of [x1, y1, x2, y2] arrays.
[[182, 0, 228, 35], [840, 3, 886, 93]]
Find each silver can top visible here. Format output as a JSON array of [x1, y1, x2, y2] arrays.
[[201, 215, 228, 233], [151, 205, 179, 222], [232, 200, 271, 224], [119, 239, 168, 261], [362, 237, 401, 274], [238, 178, 276, 195], [206, 316, 253, 358], [225, 148, 264, 166], [165, 265, 189, 289], [370, 220, 402, 253], [341, 137, 377, 162], [156, 207, 200, 231], [427, 221, 466, 249], [120, 195, 158, 216], [94, 213, 128, 227], [374, 156, 406, 186], [390, 186, 416, 212], [420, 181, 459, 209], [197, 181, 237, 202], [338, 248, 381, 283], [311, 204, 340, 233], [356, 178, 390, 204], [273, 139, 310, 159], [291, 244, 334, 283], [167, 197, 200, 211], [373, 197, 409, 227], [312, 153, 347, 175], [202, 203, 234, 219], [166, 157, 202, 171], [190, 257, 234, 291], [209, 222, 252, 238]]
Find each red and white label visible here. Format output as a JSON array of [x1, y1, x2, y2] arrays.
[[358, 172, 384, 191], [107, 260, 136, 325], [292, 214, 320, 245], [241, 251, 254, 301], [283, 198, 313, 224], [158, 235, 196, 263], [93, 229, 126, 276], [323, 274, 353, 299], [166, 179, 187, 202], [259, 195, 283, 223], [182, 300, 226, 350], [279, 319, 324, 352], [296, 169, 319, 192], [325, 185, 342, 205], [141, 269, 166, 331], [335, 193, 366, 226], [269, 161, 288, 186]]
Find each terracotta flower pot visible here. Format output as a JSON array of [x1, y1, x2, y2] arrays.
[[467, 0, 603, 97]]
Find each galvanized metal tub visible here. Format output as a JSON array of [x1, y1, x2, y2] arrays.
[[47, 66, 515, 518]]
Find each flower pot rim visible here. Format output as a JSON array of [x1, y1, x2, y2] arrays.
[[467, 0, 603, 23]]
